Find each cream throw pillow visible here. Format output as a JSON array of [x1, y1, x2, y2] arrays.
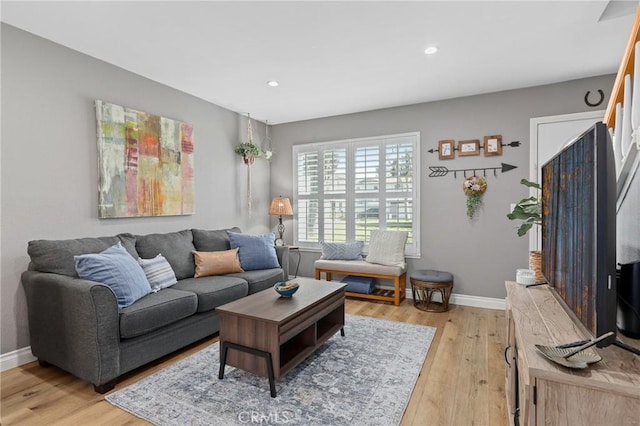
[[365, 230, 408, 268], [193, 248, 243, 278]]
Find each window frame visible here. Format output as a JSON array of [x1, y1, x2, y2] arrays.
[[292, 132, 421, 257]]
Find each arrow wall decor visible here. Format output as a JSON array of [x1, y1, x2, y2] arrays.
[[428, 163, 518, 178]]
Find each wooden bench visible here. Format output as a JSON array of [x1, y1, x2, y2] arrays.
[[314, 259, 406, 306]]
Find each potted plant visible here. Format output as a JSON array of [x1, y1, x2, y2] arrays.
[[507, 178, 541, 235], [234, 142, 262, 165], [507, 178, 543, 281]]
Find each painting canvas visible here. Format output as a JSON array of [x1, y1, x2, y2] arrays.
[[95, 100, 194, 218]]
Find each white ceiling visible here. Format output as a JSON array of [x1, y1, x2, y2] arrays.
[[1, 1, 637, 124]]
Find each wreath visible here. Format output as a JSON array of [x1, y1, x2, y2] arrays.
[[463, 176, 487, 219]]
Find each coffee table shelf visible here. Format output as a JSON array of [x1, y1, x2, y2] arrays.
[[217, 279, 347, 397]]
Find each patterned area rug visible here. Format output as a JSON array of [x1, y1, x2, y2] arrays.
[[106, 314, 436, 426]]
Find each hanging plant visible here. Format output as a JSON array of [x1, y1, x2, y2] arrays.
[[234, 142, 262, 165], [463, 175, 487, 219], [234, 113, 262, 165]]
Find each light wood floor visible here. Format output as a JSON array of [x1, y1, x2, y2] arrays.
[[1, 299, 508, 426]]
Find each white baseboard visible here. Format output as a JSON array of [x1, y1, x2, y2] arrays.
[[448, 293, 506, 310], [1, 346, 36, 372], [372, 285, 506, 310]]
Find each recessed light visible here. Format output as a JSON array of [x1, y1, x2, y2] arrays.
[[424, 46, 439, 55], [267, 80, 279, 87]]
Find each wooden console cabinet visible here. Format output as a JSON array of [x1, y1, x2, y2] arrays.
[[505, 281, 640, 426]]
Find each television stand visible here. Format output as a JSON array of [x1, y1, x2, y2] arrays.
[[613, 339, 640, 356], [505, 281, 640, 426]]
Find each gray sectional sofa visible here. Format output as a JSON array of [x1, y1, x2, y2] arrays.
[[21, 227, 289, 393]]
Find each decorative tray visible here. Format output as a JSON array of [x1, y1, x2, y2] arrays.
[[535, 345, 602, 369]]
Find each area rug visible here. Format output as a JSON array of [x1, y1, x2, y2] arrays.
[[106, 314, 436, 426]]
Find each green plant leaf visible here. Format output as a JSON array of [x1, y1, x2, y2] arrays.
[[507, 179, 542, 236], [516, 196, 539, 204], [517, 222, 534, 237], [520, 178, 541, 189]]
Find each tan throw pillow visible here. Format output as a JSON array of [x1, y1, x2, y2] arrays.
[[193, 248, 243, 278]]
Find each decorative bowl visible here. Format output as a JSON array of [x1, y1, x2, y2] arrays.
[[274, 281, 299, 297]]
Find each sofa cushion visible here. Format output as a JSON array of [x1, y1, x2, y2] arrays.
[[27, 233, 138, 277], [228, 268, 285, 294], [119, 288, 198, 339], [172, 276, 248, 312], [74, 242, 151, 309], [192, 227, 241, 252], [135, 230, 195, 280], [138, 254, 178, 291], [193, 249, 243, 278], [227, 231, 280, 271]]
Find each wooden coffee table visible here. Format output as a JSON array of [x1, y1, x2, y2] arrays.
[[216, 277, 347, 397]]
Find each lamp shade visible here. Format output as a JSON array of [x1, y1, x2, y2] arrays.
[[269, 197, 293, 216]]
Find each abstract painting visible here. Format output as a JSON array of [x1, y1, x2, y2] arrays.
[[95, 100, 194, 218]]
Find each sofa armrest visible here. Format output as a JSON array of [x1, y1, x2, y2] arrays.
[[275, 245, 290, 276], [21, 271, 121, 386]]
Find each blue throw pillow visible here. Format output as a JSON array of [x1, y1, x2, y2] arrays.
[[320, 241, 364, 260], [74, 242, 151, 308], [227, 231, 280, 271]]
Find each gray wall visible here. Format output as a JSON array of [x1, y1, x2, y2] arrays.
[[2, 23, 631, 357], [270, 74, 617, 299], [1, 25, 272, 354]]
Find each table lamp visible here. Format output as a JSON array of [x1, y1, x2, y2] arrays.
[[269, 196, 293, 246]]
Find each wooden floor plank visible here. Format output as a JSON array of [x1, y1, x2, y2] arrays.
[[404, 305, 469, 425], [487, 308, 509, 426], [2, 300, 507, 426], [448, 307, 489, 425]]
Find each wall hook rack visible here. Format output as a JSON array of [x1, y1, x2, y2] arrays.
[[428, 162, 518, 178]]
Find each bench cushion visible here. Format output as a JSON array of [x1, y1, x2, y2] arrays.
[[314, 259, 405, 276], [119, 288, 197, 339]]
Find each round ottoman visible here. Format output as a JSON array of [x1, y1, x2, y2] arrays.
[[410, 269, 454, 312]]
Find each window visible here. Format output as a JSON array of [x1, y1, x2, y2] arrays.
[[293, 132, 420, 256]]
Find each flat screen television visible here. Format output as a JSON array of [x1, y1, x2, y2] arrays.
[[541, 121, 617, 348]]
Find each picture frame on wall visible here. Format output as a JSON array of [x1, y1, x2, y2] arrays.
[[438, 139, 455, 160], [484, 134, 503, 156], [458, 139, 480, 156]]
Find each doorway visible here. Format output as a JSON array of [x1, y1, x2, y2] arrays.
[[529, 110, 605, 250]]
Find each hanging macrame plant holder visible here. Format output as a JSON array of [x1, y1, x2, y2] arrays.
[[245, 116, 254, 214], [233, 114, 271, 215]]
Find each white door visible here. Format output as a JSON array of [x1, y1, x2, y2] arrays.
[[529, 110, 605, 250]]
